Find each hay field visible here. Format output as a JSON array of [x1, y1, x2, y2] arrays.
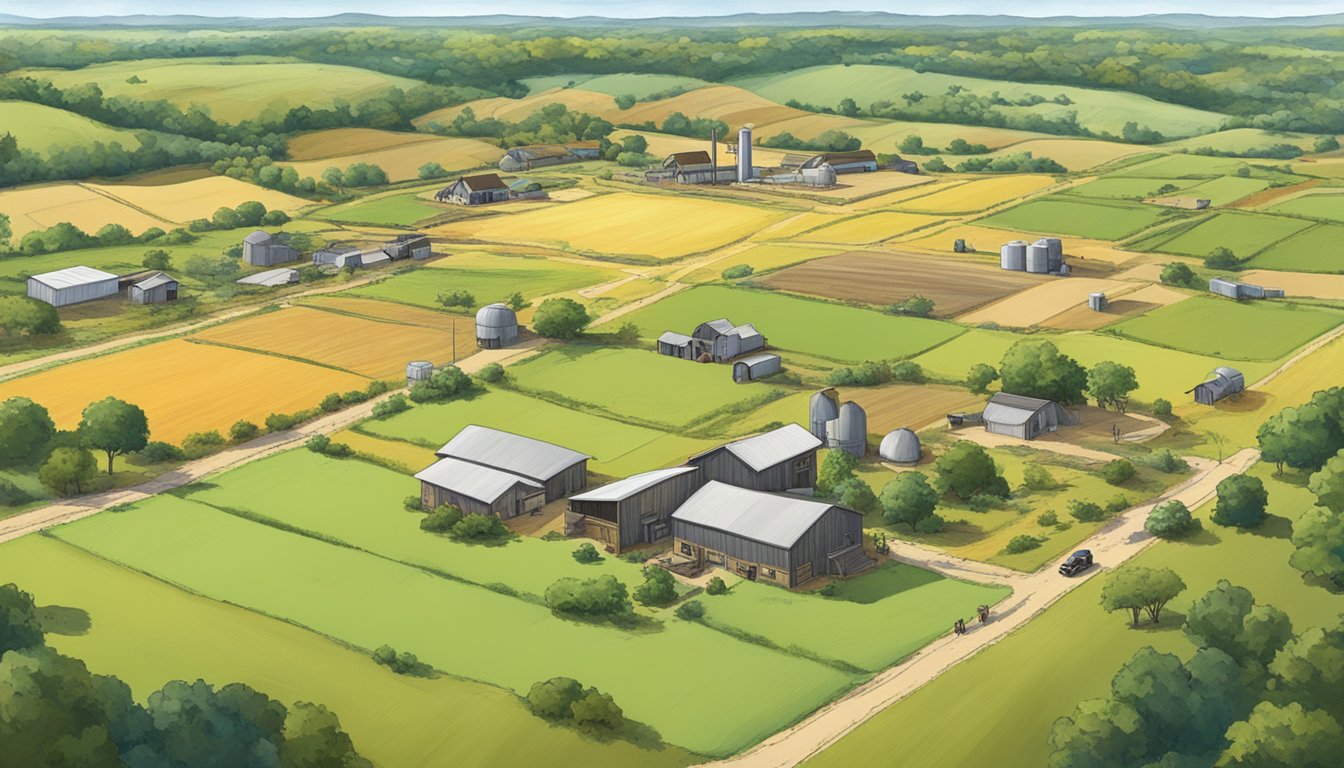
[[1163, 128, 1321, 155], [301, 295, 469, 327], [192, 307, 460, 377], [0, 101, 145, 155], [620, 85, 805, 128], [752, 112, 875, 142], [1040, 283, 1191, 330], [1109, 295, 1343, 362], [958, 277, 1134, 327], [89, 176, 311, 224], [980, 197, 1176, 240], [983, 138, 1146, 171], [796, 211, 945, 245], [843, 384, 982, 435], [349, 252, 620, 308], [1294, 158, 1344, 179], [1239, 270, 1344, 300], [753, 212, 846, 241], [896, 175, 1058, 214], [22, 56, 422, 123], [437, 192, 786, 260], [317, 192, 445, 227], [287, 128, 442, 160], [683, 243, 839, 283], [415, 88, 618, 128], [283, 136, 503, 183], [0, 339, 366, 444], [810, 173, 936, 205], [1162, 176, 1271, 206], [0, 182, 171, 238], [1247, 223, 1344, 272], [762, 250, 1043, 315]]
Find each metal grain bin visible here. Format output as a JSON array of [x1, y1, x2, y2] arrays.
[[1025, 243, 1051, 273], [407, 361, 434, 387], [827, 401, 868, 458], [1000, 240, 1027, 271], [1088, 292, 1108, 311]]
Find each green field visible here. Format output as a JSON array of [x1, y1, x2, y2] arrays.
[[347, 252, 620, 309], [979, 197, 1176, 240], [1267, 192, 1344, 223], [803, 465, 1344, 768], [1248, 223, 1344, 272], [1163, 127, 1321, 155], [51, 495, 860, 756], [1109, 295, 1343, 361], [730, 64, 1226, 138], [620, 286, 964, 364], [1173, 175, 1272, 205], [1116, 153, 1304, 180], [1066, 177, 1195, 200], [21, 56, 422, 123], [0, 101, 147, 154], [0, 535, 696, 768], [506, 345, 776, 429], [521, 73, 712, 99], [318, 192, 446, 227], [1143, 211, 1314, 258]]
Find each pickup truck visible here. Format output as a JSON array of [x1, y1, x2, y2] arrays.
[[1059, 549, 1094, 576]]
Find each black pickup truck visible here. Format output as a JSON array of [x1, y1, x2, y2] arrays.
[[1059, 549, 1094, 576]]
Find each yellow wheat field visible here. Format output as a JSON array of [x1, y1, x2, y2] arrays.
[[288, 128, 443, 161], [753, 211, 847, 241], [796, 211, 945, 245], [193, 306, 462, 378], [620, 86, 813, 132], [282, 137, 504, 183], [896, 175, 1059, 214], [751, 112, 874, 141], [438, 192, 787, 260], [414, 88, 619, 128], [88, 177, 312, 224], [684, 243, 841, 283], [301, 296, 474, 329], [0, 339, 367, 444], [0, 183, 171, 238], [958, 277, 1134, 327], [1239, 270, 1344, 301], [990, 138, 1147, 171], [610, 130, 792, 168]]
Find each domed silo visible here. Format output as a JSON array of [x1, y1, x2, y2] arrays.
[[809, 388, 841, 442], [475, 303, 519, 349], [1025, 242, 1050, 273], [826, 401, 868, 458], [879, 428, 921, 464], [1000, 240, 1027, 271]]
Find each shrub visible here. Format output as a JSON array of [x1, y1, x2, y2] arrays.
[[721, 264, 754, 279], [1151, 398, 1173, 418], [371, 394, 411, 419], [409, 366, 472, 404], [305, 434, 352, 458], [816, 449, 859, 496], [1160, 262, 1197, 288], [527, 677, 584, 720], [1100, 459, 1136, 486], [476, 363, 505, 383], [0, 478, 38, 506], [404, 495, 424, 512], [705, 576, 728, 596], [141, 249, 172, 270], [181, 430, 226, 459], [1212, 474, 1268, 528], [914, 513, 945, 533], [450, 512, 509, 541], [1204, 246, 1240, 270], [228, 420, 259, 442], [366, 380, 389, 397], [675, 600, 705, 620], [1004, 535, 1043, 554], [1037, 511, 1058, 527], [827, 362, 892, 387], [540, 531, 567, 542], [545, 575, 631, 617], [965, 363, 998, 394], [437, 290, 475, 310], [571, 689, 624, 733], [1069, 499, 1106, 523], [1145, 500, 1202, 538], [340, 389, 370, 406], [420, 504, 463, 533], [1105, 494, 1131, 514], [888, 295, 935, 317], [1022, 464, 1058, 491], [137, 441, 184, 463], [372, 644, 432, 677], [633, 566, 678, 607], [968, 492, 1002, 512], [39, 447, 97, 495], [572, 543, 601, 563], [1141, 449, 1188, 473], [833, 477, 878, 514], [609, 322, 640, 345], [532, 298, 590, 339], [933, 441, 1008, 499], [889, 360, 925, 383], [264, 412, 297, 432], [319, 393, 344, 413]]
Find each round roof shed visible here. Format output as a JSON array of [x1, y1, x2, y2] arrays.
[[879, 428, 921, 464]]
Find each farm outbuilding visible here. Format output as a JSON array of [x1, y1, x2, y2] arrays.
[[236, 268, 299, 287], [432, 425, 589, 504], [688, 423, 822, 492], [415, 456, 546, 519], [436, 174, 510, 206], [508, 179, 546, 199], [242, 231, 300, 267], [1189, 367, 1245, 405], [128, 272, 179, 305], [26, 266, 119, 307], [657, 318, 764, 363], [982, 392, 1077, 440], [567, 466, 703, 553], [672, 481, 870, 588], [383, 234, 432, 261], [796, 150, 878, 174], [732, 353, 781, 383], [475, 303, 520, 349], [1088, 292, 1108, 311], [406, 361, 433, 387], [879, 428, 921, 464], [657, 151, 735, 185], [1209, 277, 1285, 300]]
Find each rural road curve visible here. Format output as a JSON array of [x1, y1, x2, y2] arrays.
[[700, 448, 1260, 768]]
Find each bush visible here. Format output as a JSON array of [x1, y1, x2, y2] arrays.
[[1141, 449, 1188, 473], [366, 380, 390, 397], [181, 430, 226, 459], [965, 363, 999, 394], [827, 361, 892, 387], [572, 542, 601, 563], [888, 295, 935, 317], [39, 447, 97, 496], [1037, 511, 1058, 527], [1069, 499, 1106, 523], [1100, 459, 1136, 486], [228, 420, 259, 442], [633, 566, 678, 607], [914, 513, 945, 533], [1105, 494, 1131, 514], [305, 434, 352, 458], [1160, 262, 1197, 288], [372, 644, 432, 677], [1204, 246, 1240, 270], [420, 504, 463, 533], [437, 290, 475, 310], [889, 360, 925, 383], [527, 677, 584, 720], [571, 689, 625, 733], [1211, 474, 1268, 528], [532, 298, 590, 339], [0, 478, 39, 507], [137, 441, 185, 463], [1022, 464, 1058, 491], [967, 492, 1002, 512], [675, 600, 705, 620], [371, 394, 411, 419], [833, 477, 878, 514], [705, 576, 728, 596], [450, 512, 509, 541], [409, 366, 473, 404], [933, 441, 1008, 499], [545, 575, 631, 617], [1145, 500, 1202, 538], [476, 363, 505, 383], [340, 389, 370, 406], [141, 249, 172, 270], [816, 449, 859, 496], [404, 495, 424, 512], [1004, 535, 1043, 554], [1151, 398, 1173, 418], [264, 412, 297, 432], [320, 393, 344, 413], [721, 264, 754, 279]]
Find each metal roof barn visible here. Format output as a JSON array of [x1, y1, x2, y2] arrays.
[[1188, 367, 1245, 405], [569, 467, 701, 503], [568, 466, 703, 553], [733, 353, 781, 383], [415, 456, 546, 519], [435, 425, 589, 501], [982, 392, 1076, 440], [704, 423, 822, 473], [236, 268, 299, 287], [673, 481, 837, 549], [26, 266, 119, 307]]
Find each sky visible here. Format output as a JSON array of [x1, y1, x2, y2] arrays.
[[5, 0, 1343, 18]]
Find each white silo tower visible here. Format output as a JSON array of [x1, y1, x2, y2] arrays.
[[809, 388, 840, 442], [1000, 240, 1027, 271], [827, 401, 868, 458], [737, 125, 754, 182]]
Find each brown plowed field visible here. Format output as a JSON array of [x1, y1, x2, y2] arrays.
[[760, 250, 1043, 316], [841, 384, 983, 435]]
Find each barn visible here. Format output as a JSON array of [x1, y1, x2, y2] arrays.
[[657, 318, 764, 363], [432, 425, 588, 503], [128, 272, 179, 305], [436, 174, 510, 206], [672, 481, 870, 588], [982, 392, 1077, 440], [567, 466, 703, 553], [26, 266, 119, 307], [732, 353, 781, 383], [659, 151, 735, 185], [383, 234, 432, 261], [500, 144, 576, 172], [1189, 367, 1245, 405], [797, 150, 879, 174], [242, 231, 300, 267], [687, 423, 821, 492], [414, 456, 546, 519]]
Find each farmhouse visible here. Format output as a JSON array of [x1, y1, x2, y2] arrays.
[[242, 231, 300, 267], [436, 174, 510, 206], [1209, 277, 1285, 300], [26, 266, 119, 307], [1188, 366, 1245, 405], [657, 318, 764, 362], [567, 466, 703, 553], [688, 423, 821, 492], [431, 425, 589, 503], [415, 456, 546, 519], [982, 392, 1077, 440], [236, 267, 299, 287], [732, 353, 781, 383], [475, 303, 520, 349], [672, 481, 870, 588], [128, 272, 179, 305]]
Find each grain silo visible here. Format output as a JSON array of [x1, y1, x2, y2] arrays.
[[809, 388, 841, 442], [827, 401, 868, 458], [1000, 240, 1027, 271], [1039, 238, 1064, 272], [879, 428, 921, 464], [737, 125, 755, 182], [1025, 241, 1051, 273], [406, 361, 434, 387], [475, 303, 520, 349], [1088, 292, 1108, 311]]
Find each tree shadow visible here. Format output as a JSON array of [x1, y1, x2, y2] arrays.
[[1177, 526, 1221, 547], [1250, 514, 1293, 540], [1133, 609, 1186, 633], [38, 605, 91, 636], [552, 610, 667, 635]]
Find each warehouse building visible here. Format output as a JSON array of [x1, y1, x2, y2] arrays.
[[1209, 277, 1285, 300], [415, 456, 546, 518], [236, 267, 299, 287], [1188, 367, 1245, 405], [982, 392, 1077, 440], [475, 303, 520, 349], [26, 266, 119, 307], [732, 353, 781, 383], [242, 231, 300, 267], [498, 141, 601, 172], [688, 423, 821, 492], [430, 425, 589, 503], [436, 174, 511, 206], [657, 318, 764, 363], [128, 272, 179, 305], [672, 481, 870, 588], [796, 149, 879, 174], [508, 179, 546, 199], [567, 466, 703, 553]]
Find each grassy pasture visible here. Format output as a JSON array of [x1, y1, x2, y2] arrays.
[[520, 73, 713, 99], [0, 101, 146, 154], [796, 212, 945, 245], [1172, 176, 1272, 205], [1067, 177, 1194, 199], [347, 252, 620, 309], [1108, 295, 1343, 361], [620, 286, 965, 364], [299, 295, 466, 327], [979, 197, 1176, 240], [1142, 211, 1313, 258], [1246, 224, 1344, 272], [283, 136, 503, 183], [1266, 191, 1344, 223], [0, 536, 695, 768], [88, 176, 312, 224], [317, 191, 447, 227], [417, 88, 619, 128], [1118, 153, 1303, 180], [52, 495, 860, 757]]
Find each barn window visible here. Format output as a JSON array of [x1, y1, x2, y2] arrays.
[[793, 457, 811, 471], [680, 541, 692, 556], [764, 568, 777, 580]]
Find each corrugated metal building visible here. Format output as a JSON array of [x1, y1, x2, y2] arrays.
[[797, 150, 879, 174], [732, 353, 782, 383], [433, 425, 589, 503], [672, 482, 870, 588], [982, 392, 1077, 440], [384, 234, 432, 261], [657, 318, 765, 363], [1188, 367, 1245, 405], [436, 174, 510, 206], [688, 423, 822, 492], [567, 466, 703, 552], [415, 456, 546, 518], [26, 266, 120, 307], [242, 231, 300, 267], [1209, 277, 1285, 300], [236, 268, 299, 287], [128, 272, 179, 305]]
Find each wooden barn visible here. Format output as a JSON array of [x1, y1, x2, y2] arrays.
[[567, 466, 703, 553], [687, 423, 821, 492], [981, 392, 1076, 440], [436, 174, 510, 206], [430, 425, 589, 504], [414, 456, 546, 518], [672, 481, 870, 588]]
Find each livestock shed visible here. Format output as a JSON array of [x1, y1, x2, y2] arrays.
[[1188, 367, 1245, 405], [795, 150, 879, 174], [384, 234, 432, 261], [312, 244, 360, 268], [656, 151, 735, 185], [432, 425, 589, 504], [500, 144, 576, 172], [242, 231, 300, 267], [128, 272, 179, 305], [982, 392, 1077, 440], [688, 423, 822, 492], [26, 266, 119, 307], [657, 318, 764, 363], [879, 428, 921, 464], [1209, 277, 1285, 300], [236, 268, 299, 287], [567, 466, 703, 553], [672, 481, 870, 588], [436, 174, 510, 206], [415, 456, 545, 519], [733, 353, 782, 383], [475, 303, 520, 349]]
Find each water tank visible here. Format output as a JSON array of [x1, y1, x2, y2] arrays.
[[879, 428, 921, 464], [406, 361, 433, 386], [827, 401, 867, 458], [737, 125, 754, 182], [1039, 237, 1063, 272], [1000, 240, 1027, 271], [475, 303, 520, 349], [1088, 292, 1107, 311], [1025, 243, 1050, 273], [809, 388, 840, 442]]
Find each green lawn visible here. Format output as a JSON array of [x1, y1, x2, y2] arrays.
[[1143, 211, 1313, 259], [347, 252, 620, 309], [1117, 153, 1304, 180], [1267, 192, 1344, 224], [978, 197, 1177, 240], [802, 464, 1344, 768], [620, 285, 964, 364], [318, 192, 446, 226], [1109, 295, 1343, 361], [506, 345, 777, 429], [360, 386, 714, 477], [1174, 176, 1271, 205], [51, 495, 860, 757], [1247, 223, 1344, 273], [0, 535, 696, 768]]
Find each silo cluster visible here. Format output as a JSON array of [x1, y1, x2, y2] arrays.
[[1025, 241, 1051, 273], [809, 389, 868, 458], [999, 236, 1065, 274], [999, 240, 1027, 271]]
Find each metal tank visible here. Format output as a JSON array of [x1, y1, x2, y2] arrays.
[[474, 303, 520, 349], [826, 401, 868, 458], [1025, 242, 1051, 273], [406, 361, 434, 387], [809, 388, 841, 442], [1040, 237, 1064, 272], [737, 125, 754, 182], [1088, 292, 1107, 311], [878, 428, 921, 464], [1000, 240, 1027, 271]]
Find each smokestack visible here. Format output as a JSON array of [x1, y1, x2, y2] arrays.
[[711, 127, 717, 186], [737, 125, 754, 182]]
